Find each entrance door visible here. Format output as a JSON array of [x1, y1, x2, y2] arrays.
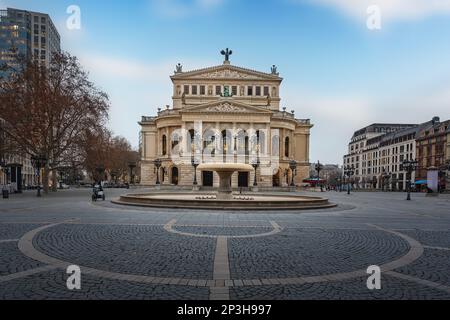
[[171, 167, 179, 185], [238, 172, 249, 188], [273, 169, 281, 187], [202, 171, 213, 187]]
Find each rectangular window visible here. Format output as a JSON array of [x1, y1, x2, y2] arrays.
[[232, 86, 237, 96], [264, 86, 269, 96], [256, 86, 261, 96], [200, 85, 205, 95], [247, 86, 253, 96], [41, 17, 46, 24], [215, 86, 221, 95], [191, 85, 197, 95], [184, 85, 189, 95]]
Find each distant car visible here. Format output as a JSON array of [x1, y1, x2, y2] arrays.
[[92, 185, 106, 201]]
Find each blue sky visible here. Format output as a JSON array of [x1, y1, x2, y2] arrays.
[[2, 0, 450, 164]]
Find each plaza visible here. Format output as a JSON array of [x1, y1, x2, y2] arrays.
[[0, 189, 449, 300]]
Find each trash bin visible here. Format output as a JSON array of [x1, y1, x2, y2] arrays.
[[2, 189, 9, 199]]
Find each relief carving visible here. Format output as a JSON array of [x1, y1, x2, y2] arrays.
[[206, 102, 246, 112]]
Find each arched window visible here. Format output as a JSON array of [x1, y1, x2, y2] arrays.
[[203, 129, 216, 157], [236, 130, 248, 155], [188, 129, 195, 154], [162, 135, 167, 156], [172, 132, 180, 150], [285, 137, 290, 158]]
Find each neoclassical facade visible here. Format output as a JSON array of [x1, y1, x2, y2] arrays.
[[139, 52, 313, 188]]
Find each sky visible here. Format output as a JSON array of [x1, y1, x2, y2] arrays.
[[1, 0, 450, 164]]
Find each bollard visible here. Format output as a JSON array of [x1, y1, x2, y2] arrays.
[[2, 189, 9, 199]]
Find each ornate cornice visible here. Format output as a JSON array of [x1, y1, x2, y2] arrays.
[[171, 64, 283, 82]]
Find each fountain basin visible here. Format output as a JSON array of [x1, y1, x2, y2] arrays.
[[113, 192, 336, 211]]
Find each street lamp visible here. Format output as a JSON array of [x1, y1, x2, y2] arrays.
[[344, 165, 355, 195], [315, 161, 324, 192], [252, 157, 261, 187], [128, 162, 137, 185], [289, 160, 297, 187], [191, 156, 200, 186], [401, 159, 419, 201], [31, 154, 47, 197], [154, 159, 162, 185]]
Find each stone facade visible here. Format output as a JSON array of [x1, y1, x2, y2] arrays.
[[344, 117, 450, 191], [416, 118, 450, 191], [139, 54, 313, 188]]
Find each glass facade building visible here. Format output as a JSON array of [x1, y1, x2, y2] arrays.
[[0, 7, 60, 69]]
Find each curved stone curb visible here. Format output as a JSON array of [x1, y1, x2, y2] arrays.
[[17, 222, 427, 292], [164, 219, 282, 239], [423, 245, 450, 251]]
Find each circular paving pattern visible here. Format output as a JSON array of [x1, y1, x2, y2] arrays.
[[18, 220, 425, 296]]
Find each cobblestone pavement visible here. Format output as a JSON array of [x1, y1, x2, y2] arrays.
[[0, 188, 449, 300]]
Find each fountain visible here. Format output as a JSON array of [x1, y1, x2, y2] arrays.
[[197, 163, 253, 200], [113, 163, 336, 210]]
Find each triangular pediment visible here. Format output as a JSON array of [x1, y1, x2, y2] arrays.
[[171, 64, 282, 81], [181, 99, 273, 114]]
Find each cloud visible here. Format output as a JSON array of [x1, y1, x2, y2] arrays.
[[284, 83, 450, 164], [78, 54, 174, 82], [78, 53, 216, 83], [297, 0, 450, 22], [150, 0, 225, 18]]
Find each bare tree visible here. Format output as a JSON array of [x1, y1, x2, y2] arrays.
[[0, 52, 110, 192]]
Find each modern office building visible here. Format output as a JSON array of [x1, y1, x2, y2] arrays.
[[0, 7, 60, 68], [0, 8, 60, 192]]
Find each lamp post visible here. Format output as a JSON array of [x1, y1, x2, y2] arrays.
[[344, 165, 355, 195], [128, 162, 136, 185], [401, 159, 419, 201], [252, 157, 260, 188], [191, 156, 200, 187], [31, 154, 47, 197], [289, 160, 297, 188], [315, 161, 324, 192], [154, 159, 162, 186]]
